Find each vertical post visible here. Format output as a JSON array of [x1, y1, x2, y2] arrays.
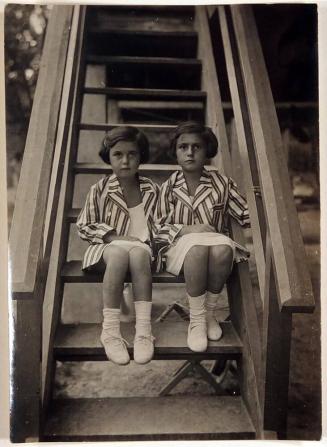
[[10, 285, 43, 442]]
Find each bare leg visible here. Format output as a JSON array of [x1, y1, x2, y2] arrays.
[[102, 245, 129, 308], [183, 245, 209, 296], [207, 245, 234, 293], [128, 247, 152, 302], [129, 247, 154, 364], [206, 245, 234, 341], [183, 245, 209, 352]]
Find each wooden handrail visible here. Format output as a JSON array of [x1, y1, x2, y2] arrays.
[[230, 5, 314, 313], [9, 6, 74, 300]]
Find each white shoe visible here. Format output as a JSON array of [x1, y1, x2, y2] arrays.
[[207, 315, 223, 341], [133, 334, 155, 364], [187, 321, 208, 352], [100, 330, 130, 365]]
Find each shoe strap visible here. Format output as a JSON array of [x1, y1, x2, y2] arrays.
[[103, 333, 130, 347], [189, 320, 206, 331], [134, 334, 155, 343]]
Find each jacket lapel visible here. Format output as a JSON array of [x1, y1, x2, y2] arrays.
[[140, 177, 157, 220], [173, 171, 194, 212], [107, 173, 129, 217], [192, 169, 212, 211]]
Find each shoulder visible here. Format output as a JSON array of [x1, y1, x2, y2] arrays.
[[89, 176, 110, 195], [160, 170, 180, 190], [139, 176, 160, 194], [207, 169, 229, 187]]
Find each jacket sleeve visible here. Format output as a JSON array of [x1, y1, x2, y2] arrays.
[[156, 180, 183, 243], [226, 178, 251, 228], [76, 182, 115, 244]]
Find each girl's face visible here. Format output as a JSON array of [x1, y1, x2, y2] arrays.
[[175, 133, 207, 173], [109, 140, 141, 179]]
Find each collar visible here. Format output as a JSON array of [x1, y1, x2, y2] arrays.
[[107, 173, 157, 217], [174, 169, 212, 211]]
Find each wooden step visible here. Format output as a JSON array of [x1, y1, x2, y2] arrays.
[[86, 55, 201, 67], [54, 321, 243, 361], [44, 395, 255, 441], [73, 163, 180, 175], [86, 30, 198, 59], [79, 122, 176, 131], [83, 87, 206, 101], [117, 100, 204, 110], [87, 6, 195, 35], [61, 261, 185, 284], [85, 56, 201, 90]]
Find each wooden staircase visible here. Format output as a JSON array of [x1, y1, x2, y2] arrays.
[[9, 5, 315, 442]]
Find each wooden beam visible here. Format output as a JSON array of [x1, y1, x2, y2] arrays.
[[83, 87, 206, 100], [41, 6, 87, 418], [231, 5, 315, 313], [86, 55, 201, 67], [9, 6, 74, 299], [218, 6, 266, 301], [54, 321, 242, 360], [79, 122, 176, 131]]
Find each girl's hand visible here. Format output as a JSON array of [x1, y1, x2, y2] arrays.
[[104, 234, 141, 243], [179, 224, 216, 236]]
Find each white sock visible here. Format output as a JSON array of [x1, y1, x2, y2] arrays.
[[102, 308, 121, 337], [134, 301, 152, 337], [187, 293, 206, 323], [206, 291, 220, 317]]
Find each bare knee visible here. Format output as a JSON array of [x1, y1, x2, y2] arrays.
[[209, 245, 233, 267], [185, 245, 209, 263], [102, 245, 129, 266], [129, 247, 151, 270]]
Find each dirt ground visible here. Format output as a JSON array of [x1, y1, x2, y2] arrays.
[[55, 208, 321, 440]]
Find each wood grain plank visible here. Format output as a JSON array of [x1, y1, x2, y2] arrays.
[[218, 7, 266, 301], [231, 5, 314, 313], [61, 260, 185, 283], [54, 321, 243, 360], [44, 396, 254, 440], [42, 5, 87, 416], [9, 6, 73, 299], [86, 55, 201, 66]]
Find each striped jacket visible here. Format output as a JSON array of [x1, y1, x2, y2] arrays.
[[155, 169, 250, 269], [76, 173, 160, 270]]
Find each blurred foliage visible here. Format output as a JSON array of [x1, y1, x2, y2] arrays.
[[5, 5, 51, 226], [5, 5, 51, 137]]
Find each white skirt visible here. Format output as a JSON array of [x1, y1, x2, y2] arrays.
[[166, 232, 249, 276]]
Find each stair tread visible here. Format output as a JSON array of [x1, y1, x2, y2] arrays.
[[86, 55, 201, 66], [62, 261, 185, 283], [44, 395, 255, 440], [73, 162, 216, 174], [79, 123, 176, 132], [54, 321, 243, 360], [84, 87, 206, 100], [88, 28, 197, 38], [117, 100, 204, 110]]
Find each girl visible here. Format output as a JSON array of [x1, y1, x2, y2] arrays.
[[156, 122, 250, 352], [77, 126, 159, 365]]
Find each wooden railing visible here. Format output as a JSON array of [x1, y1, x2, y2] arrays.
[[8, 6, 79, 441], [197, 4, 315, 438]]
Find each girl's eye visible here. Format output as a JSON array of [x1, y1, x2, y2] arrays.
[[112, 152, 122, 157]]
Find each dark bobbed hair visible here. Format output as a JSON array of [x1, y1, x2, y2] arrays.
[[99, 126, 150, 164], [170, 121, 219, 159]]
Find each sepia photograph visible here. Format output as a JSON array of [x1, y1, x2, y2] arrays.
[[5, 2, 321, 442]]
